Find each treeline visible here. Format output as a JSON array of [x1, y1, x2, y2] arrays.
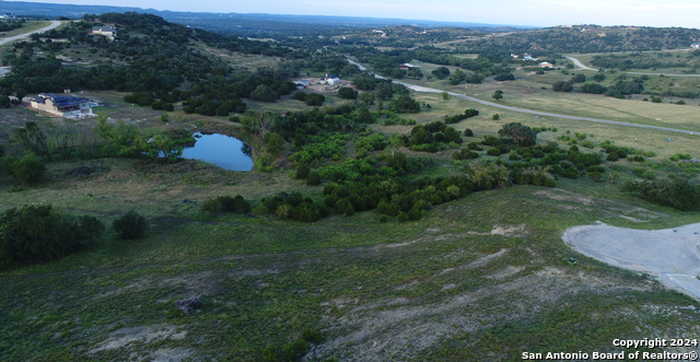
[[0, 19, 25, 32], [590, 52, 700, 71], [457, 26, 700, 55], [344, 46, 514, 83]]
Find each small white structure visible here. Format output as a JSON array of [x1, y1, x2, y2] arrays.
[[539, 62, 554, 69], [30, 93, 97, 119], [691, 43, 700, 49], [91, 25, 117, 41], [399, 63, 419, 70], [322, 74, 341, 86]]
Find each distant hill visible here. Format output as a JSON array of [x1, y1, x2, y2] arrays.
[[457, 25, 700, 55], [0, 1, 534, 35]]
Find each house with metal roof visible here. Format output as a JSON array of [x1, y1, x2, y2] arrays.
[[30, 93, 97, 119], [91, 25, 117, 41]]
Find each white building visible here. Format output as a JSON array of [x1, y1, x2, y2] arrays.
[[91, 25, 117, 41], [30, 93, 97, 119]]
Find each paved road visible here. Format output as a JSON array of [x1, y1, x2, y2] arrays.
[[0, 20, 62, 46], [347, 58, 700, 136], [566, 54, 700, 78], [564, 222, 700, 301]]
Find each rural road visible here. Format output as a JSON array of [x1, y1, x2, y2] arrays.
[[347, 58, 700, 136], [0, 20, 63, 46], [566, 54, 700, 78]]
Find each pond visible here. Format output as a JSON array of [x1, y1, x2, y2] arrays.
[[181, 132, 253, 171]]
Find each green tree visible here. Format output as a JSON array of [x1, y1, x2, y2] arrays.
[[498, 123, 537, 147], [250, 84, 278, 102], [492, 90, 504, 101], [337, 87, 358, 99]]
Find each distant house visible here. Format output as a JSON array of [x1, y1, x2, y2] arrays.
[[523, 54, 537, 61], [91, 25, 117, 41], [539, 62, 554, 69], [399, 63, 419, 71], [30, 93, 97, 119], [322, 74, 341, 86], [691, 43, 700, 49]]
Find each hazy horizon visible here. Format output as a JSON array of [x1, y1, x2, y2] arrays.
[[5, 0, 700, 28]]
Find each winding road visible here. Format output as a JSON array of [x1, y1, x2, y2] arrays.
[[566, 54, 700, 78], [0, 20, 63, 46], [347, 58, 700, 136]]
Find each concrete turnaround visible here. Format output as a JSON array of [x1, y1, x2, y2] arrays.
[[564, 222, 700, 301]]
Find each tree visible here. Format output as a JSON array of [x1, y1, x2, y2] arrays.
[[552, 80, 574, 92], [250, 84, 278, 102], [0, 205, 104, 265], [449, 69, 466, 85], [391, 95, 421, 113], [431, 66, 450, 80], [572, 74, 587, 83], [494, 73, 515, 81], [4, 153, 46, 185], [12, 122, 48, 157], [337, 87, 358, 99], [498, 123, 537, 147], [441, 92, 449, 101], [492, 90, 504, 101], [113, 211, 148, 240], [304, 93, 325, 107]]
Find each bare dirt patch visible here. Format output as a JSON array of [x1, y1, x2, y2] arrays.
[[313, 266, 649, 361], [90, 325, 187, 354]]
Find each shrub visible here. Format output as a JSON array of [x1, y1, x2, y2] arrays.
[[306, 171, 322, 186], [553, 80, 574, 92], [113, 211, 148, 240], [0, 205, 104, 265], [304, 93, 325, 107], [453, 149, 480, 160], [512, 167, 557, 187], [628, 178, 700, 211], [338, 87, 358, 99], [492, 114, 501, 120], [202, 195, 251, 214], [498, 123, 537, 147], [4, 153, 46, 185], [466, 163, 510, 190], [463, 129, 474, 137]]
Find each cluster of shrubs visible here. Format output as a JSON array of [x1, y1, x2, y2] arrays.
[[0, 206, 149, 266], [292, 92, 326, 107], [201, 195, 251, 214], [624, 177, 700, 211], [0, 205, 104, 265], [2, 153, 46, 185], [112, 211, 148, 240], [402, 121, 463, 152], [259, 192, 327, 222], [444, 109, 479, 124]]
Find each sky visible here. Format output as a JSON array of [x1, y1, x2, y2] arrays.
[[8, 0, 700, 27]]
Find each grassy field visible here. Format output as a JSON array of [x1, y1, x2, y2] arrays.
[[4, 53, 700, 361], [403, 61, 700, 133], [3, 87, 700, 360], [0, 20, 51, 39]]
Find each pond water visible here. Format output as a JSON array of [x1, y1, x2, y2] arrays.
[[181, 132, 253, 171]]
